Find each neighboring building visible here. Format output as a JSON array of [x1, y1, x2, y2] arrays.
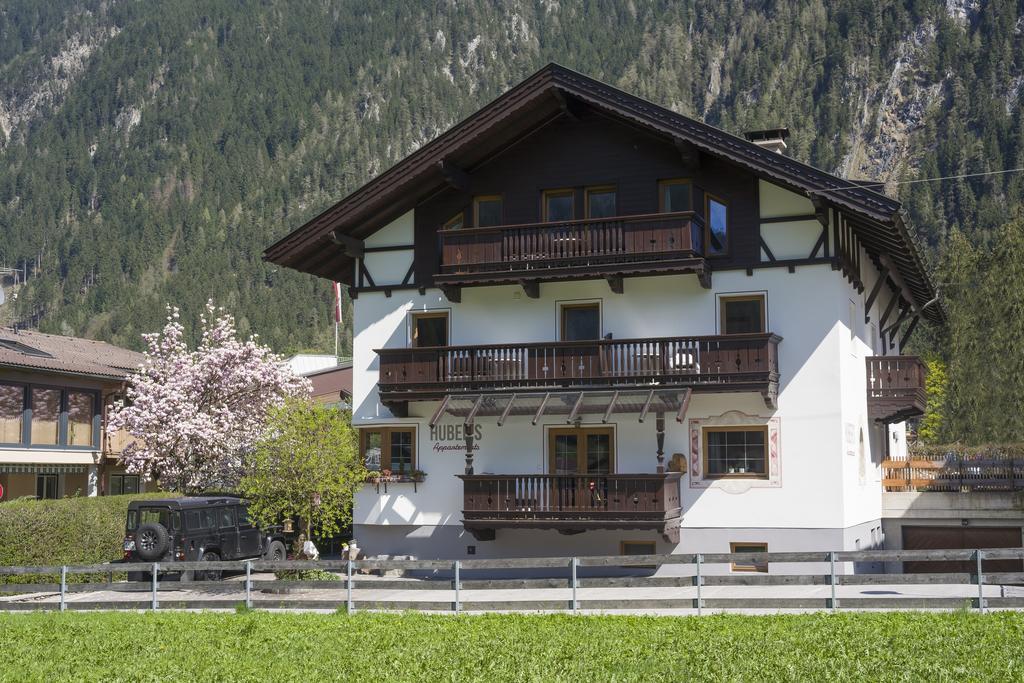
[[0, 327, 145, 500], [286, 353, 342, 376], [304, 360, 353, 410], [265, 64, 948, 566]]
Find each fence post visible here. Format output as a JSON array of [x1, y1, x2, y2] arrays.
[[59, 565, 67, 613], [976, 549, 985, 612], [151, 562, 159, 611], [829, 551, 838, 612], [452, 560, 461, 615], [695, 554, 703, 616], [570, 557, 578, 614], [244, 560, 252, 609], [346, 558, 354, 614]]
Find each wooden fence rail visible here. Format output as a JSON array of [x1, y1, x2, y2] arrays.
[[2, 549, 1024, 613]]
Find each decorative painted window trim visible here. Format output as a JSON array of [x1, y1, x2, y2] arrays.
[[688, 410, 781, 490]]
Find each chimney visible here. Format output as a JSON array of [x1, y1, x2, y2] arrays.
[[744, 127, 790, 154]]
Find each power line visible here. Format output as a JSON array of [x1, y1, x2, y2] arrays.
[[818, 166, 1024, 195]]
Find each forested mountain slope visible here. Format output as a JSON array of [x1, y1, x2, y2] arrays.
[[1, 0, 1021, 352]]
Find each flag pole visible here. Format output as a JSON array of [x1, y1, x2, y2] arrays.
[[333, 281, 343, 360]]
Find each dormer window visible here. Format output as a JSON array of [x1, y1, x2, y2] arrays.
[[706, 195, 728, 255], [658, 179, 692, 213], [473, 196, 503, 227], [543, 189, 575, 222]]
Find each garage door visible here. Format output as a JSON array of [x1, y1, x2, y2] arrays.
[[902, 526, 1023, 573]]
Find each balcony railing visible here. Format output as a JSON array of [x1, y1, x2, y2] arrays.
[[460, 473, 682, 534], [104, 428, 140, 455], [866, 356, 927, 423], [883, 452, 1024, 492], [437, 212, 704, 279], [377, 333, 780, 400]]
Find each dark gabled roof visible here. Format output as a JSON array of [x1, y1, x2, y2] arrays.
[[264, 63, 940, 324], [0, 327, 144, 380]]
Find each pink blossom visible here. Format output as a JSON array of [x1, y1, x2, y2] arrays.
[[108, 301, 311, 493]]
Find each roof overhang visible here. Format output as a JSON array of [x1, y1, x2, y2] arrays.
[[264, 62, 942, 324]]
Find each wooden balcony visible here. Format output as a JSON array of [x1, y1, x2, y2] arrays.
[[459, 472, 682, 540], [435, 212, 708, 293], [883, 453, 1024, 492], [104, 428, 140, 456], [377, 333, 781, 406], [866, 356, 927, 423]]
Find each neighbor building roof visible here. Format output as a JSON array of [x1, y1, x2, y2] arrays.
[[0, 327, 144, 380]]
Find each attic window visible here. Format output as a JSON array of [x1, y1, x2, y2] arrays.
[[0, 340, 53, 358]]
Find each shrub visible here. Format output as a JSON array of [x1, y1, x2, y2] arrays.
[[0, 492, 177, 584], [275, 568, 340, 582]]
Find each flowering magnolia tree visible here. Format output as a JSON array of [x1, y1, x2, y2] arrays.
[[108, 301, 310, 493]]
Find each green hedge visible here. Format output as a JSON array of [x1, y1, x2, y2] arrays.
[[0, 492, 177, 583]]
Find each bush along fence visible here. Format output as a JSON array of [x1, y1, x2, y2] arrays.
[[1, 548, 1024, 613], [883, 443, 1024, 492]]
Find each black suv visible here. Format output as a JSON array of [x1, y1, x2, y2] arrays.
[[123, 496, 288, 580]]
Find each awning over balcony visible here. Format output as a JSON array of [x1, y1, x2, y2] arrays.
[[429, 388, 692, 428], [0, 464, 87, 474], [432, 389, 691, 477]]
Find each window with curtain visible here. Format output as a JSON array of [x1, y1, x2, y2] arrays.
[[67, 391, 95, 447], [658, 179, 692, 212], [0, 383, 24, 444], [31, 388, 61, 445], [585, 186, 617, 218], [703, 427, 768, 478], [543, 189, 575, 222], [473, 196, 503, 227]]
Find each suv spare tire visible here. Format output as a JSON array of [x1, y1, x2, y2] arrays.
[[136, 522, 170, 561]]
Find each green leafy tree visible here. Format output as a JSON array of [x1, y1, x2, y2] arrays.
[[918, 357, 948, 444], [940, 220, 1024, 443], [240, 398, 364, 542]]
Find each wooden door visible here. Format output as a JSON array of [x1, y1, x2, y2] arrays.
[[558, 303, 601, 382]]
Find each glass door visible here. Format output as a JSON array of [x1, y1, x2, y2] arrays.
[[548, 427, 614, 474]]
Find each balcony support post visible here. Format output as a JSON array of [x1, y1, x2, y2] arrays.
[[602, 391, 619, 424], [656, 413, 666, 473], [898, 314, 920, 352], [567, 392, 585, 424], [464, 395, 483, 475], [429, 395, 451, 428], [638, 389, 655, 423], [497, 393, 516, 427], [519, 279, 540, 299], [464, 423, 476, 475], [675, 388, 692, 424], [864, 267, 889, 322], [532, 393, 551, 426], [439, 284, 462, 303]]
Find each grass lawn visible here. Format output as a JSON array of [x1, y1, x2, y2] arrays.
[[0, 611, 1022, 681]]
